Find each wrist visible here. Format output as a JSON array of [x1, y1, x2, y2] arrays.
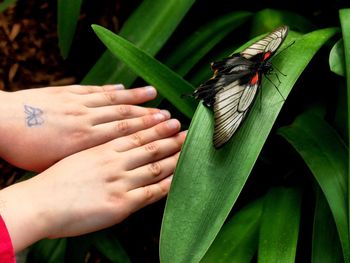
[[0, 175, 53, 252]]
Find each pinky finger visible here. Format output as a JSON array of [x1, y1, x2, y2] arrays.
[[126, 175, 173, 213]]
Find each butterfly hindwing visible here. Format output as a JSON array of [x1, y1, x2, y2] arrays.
[[213, 80, 246, 147]]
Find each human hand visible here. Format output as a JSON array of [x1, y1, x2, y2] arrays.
[[0, 118, 186, 252], [0, 84, 169, 171]]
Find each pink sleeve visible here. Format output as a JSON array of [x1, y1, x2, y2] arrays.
[[0, 214, 16, 263]]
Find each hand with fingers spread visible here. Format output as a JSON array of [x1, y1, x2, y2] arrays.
[[0, 84, 168, 171], [0, 101, 187, 253]]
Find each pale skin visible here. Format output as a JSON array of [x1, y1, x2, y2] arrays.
[[0, 84, 186, 253]]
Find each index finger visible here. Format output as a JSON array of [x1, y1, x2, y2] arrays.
[[83, 86, 158, 107]]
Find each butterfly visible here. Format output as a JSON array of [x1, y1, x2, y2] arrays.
[[193, 25, 289, 148], [24, 104, 44, 127]]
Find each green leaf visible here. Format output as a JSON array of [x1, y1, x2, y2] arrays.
[[329, 39, 346, 76], [250, 8, 315, 36], [28, 239, 67, 263], [93, 231, 131, 263], [201, 198, 263, 263], [339, 9, 350, 237], [312, 187, 344, 263], [188, 48, 232, 87], [258, 187, 302, 263], [0, 0, 16, 13], [160, 28, 339, 263], [278, 111, 349, 262], [57, 0, 83, 59], [144, 11, 251, 108], [82, 0, 196, 85], [65, 235, 95, 262], [165, 11, 252, 76], [91, 25, 196, 118]]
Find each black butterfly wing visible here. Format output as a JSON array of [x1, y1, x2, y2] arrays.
[[193, 55, 252, 108]]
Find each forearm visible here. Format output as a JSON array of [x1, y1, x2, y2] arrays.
[[0, 91, 16, 159], [0, 90, 28, 165]]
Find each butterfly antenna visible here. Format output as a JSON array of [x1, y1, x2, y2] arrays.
[[274, 40, 295, 59], [269, 41, 295, 78]]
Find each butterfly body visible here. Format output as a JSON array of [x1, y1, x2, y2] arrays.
[[193, 26, 289, 148]]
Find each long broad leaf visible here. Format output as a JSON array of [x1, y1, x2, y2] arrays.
[[82, 0, 195, 85], [312, 187, 344, 263], [28, 239, 66, 263], [329, 39, 346, 76], [160, 28, 339, 263], [258, 187, 302, 263], [278, 111, 349, 262], [92, 25, 196, 118], [201, 198, 263, 263], [93, 231, 130, 263], [57, 0, 83, 58], [339, 9, 350, 238], [145, 11, 252, 108], [0, 0, 16, 13], [165, 11, 252, 76], [250, 8, 315, 36]]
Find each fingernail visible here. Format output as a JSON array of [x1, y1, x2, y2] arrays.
[[180, 130, 188, 135], [160, 110, 171, 118], [167, 119, 179, 129], [145, 86, 156, 97], [153, 113, 165, 121], [166, 175, 173, 182], [115, 84, 125, 90]]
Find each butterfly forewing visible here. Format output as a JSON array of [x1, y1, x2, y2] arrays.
[[240, 26, 288, 59]]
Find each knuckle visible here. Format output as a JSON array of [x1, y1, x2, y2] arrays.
[[103, 91, 117, 105], [159, 183, 169, 196], [116, 120, 129, 134], [85, 85, 97, 94], [142, 115, 153, 127], [71, 128, 88, 140], [143, 186, 154, 201], [64, 105, 87, 117], [144, 142, 159, 155], [130, 132, 144, 147], [118, 105, 131, 116], [155, 123, 165, 135], [148, 162, 162, 177]]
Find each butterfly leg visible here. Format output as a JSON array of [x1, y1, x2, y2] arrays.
[[265, 74, 286, 101]]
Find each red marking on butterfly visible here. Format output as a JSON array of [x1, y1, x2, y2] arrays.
[[263, 51, 271, 60], [250, 73, 259, 85]]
